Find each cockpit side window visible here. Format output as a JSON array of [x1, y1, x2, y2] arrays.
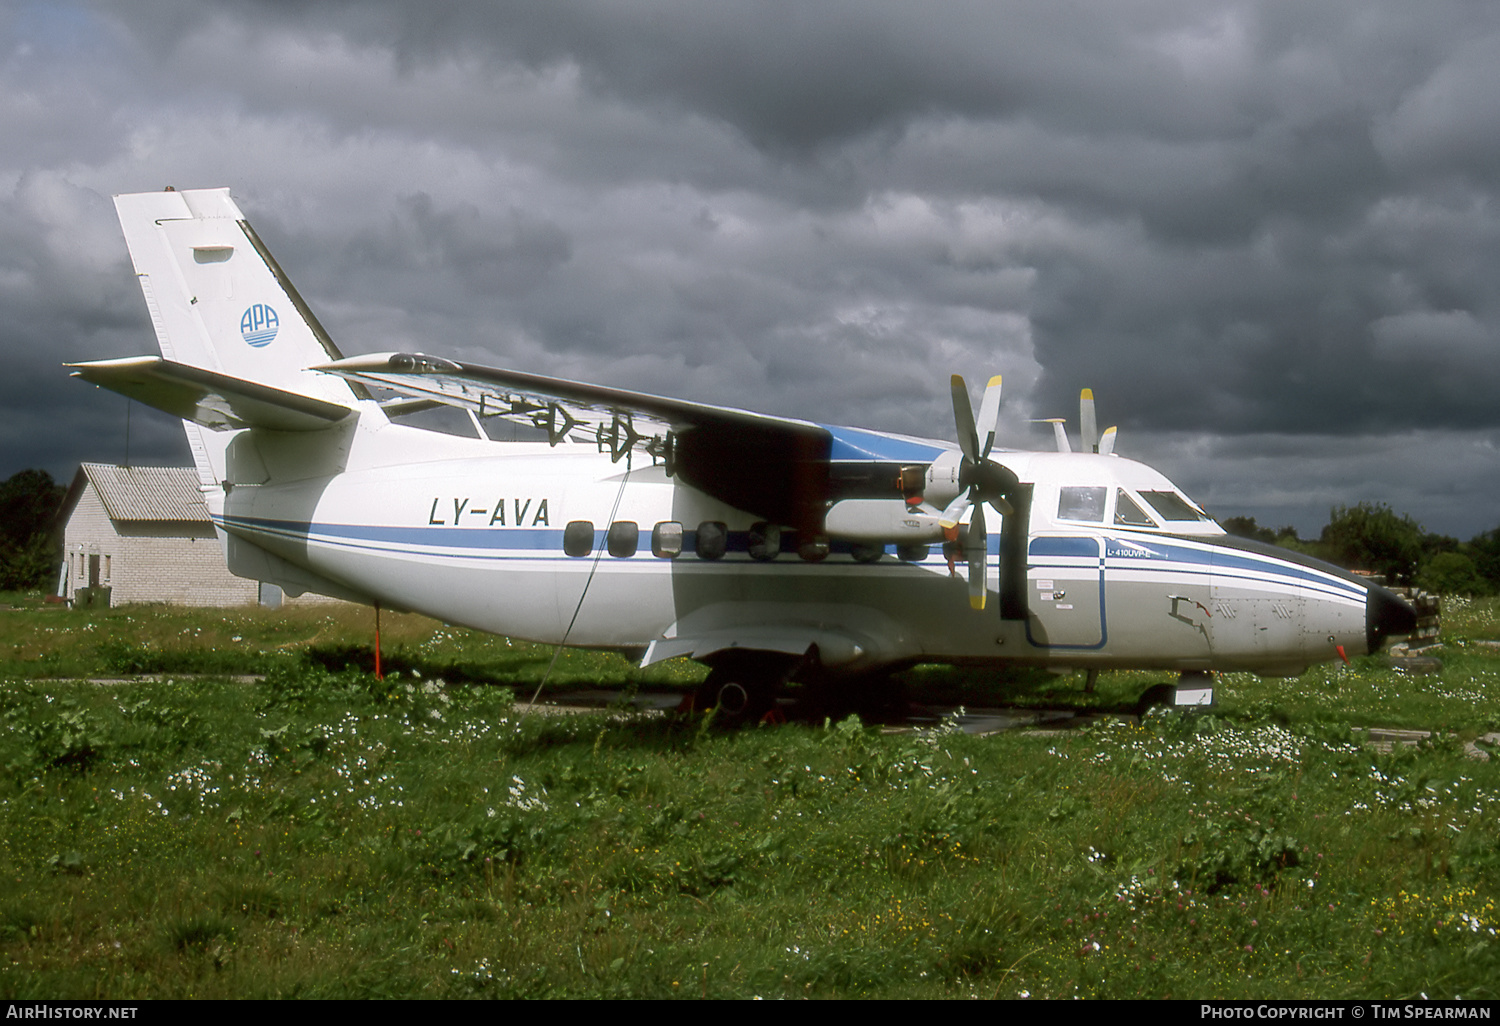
[[1139, 490, 1210, 522], [1057, 486, 1107, 522], [1114, 489, 1157, 527]]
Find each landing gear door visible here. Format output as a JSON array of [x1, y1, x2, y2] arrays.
[[1026, 535, 1105, 649]]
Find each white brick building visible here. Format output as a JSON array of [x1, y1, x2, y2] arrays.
[[56, 464, 265, 607]]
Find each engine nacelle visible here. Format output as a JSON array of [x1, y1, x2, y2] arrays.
[[922, 449, 964, 509], [824, 499, 947, 543]]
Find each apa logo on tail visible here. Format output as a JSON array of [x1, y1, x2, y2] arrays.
[[240, 304, 279, 348]]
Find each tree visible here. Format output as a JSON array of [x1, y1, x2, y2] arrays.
[[0, 469, 65, 591], [1469, 527, 1500, 594], [1416, 551, 1488, 596], [1319, 501, 1425, 585], [1221, 515, 1277, 544]]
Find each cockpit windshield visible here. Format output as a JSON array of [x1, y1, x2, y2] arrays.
[[1114, 489, 1156, 527], [1138, 490, 1210, 522]]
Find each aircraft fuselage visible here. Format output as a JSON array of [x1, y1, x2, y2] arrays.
[[217, 415, 1398, 679]]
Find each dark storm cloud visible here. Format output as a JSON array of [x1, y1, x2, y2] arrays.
[[0, 171, 180, 472], [201, 0, 1500, 438], [3, 0, 1500, 533]]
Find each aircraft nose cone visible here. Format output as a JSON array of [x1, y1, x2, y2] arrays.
[[1366, 583, 1418, 654]]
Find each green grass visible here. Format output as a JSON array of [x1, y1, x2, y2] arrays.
[[1, 593, 1498, 998], [0, 590, 704, 689]]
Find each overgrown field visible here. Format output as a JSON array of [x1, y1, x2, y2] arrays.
[[1, 594, 1498, 999]]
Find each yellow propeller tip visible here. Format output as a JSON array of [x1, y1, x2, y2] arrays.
[[1081, 387, 1094, 400], [987, 374, 1002, 388], [969, 595, 987, 611]]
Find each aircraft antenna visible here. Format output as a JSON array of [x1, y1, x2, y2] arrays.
[[522, 453, 633, 718]]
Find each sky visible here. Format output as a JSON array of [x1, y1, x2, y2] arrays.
[[3, 0, 1499, 539]]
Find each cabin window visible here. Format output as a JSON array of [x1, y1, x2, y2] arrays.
[[747, 522, 780, 561], [1057, 486, 1107, 522], [695, 521, 728, 561], [563, 520, 595, 557], [1139, 490, 1209, 522], [1114, 490, 1157, 527], [607, 521, 639, 558], [651, 521, 683, 559]]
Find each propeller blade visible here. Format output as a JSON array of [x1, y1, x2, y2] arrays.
[[966, 503, 987, 610], [1080, 388, 1098, 453], [938, 494, 971, 531], [950, 375, 979, 461], [976, 374, 1002, 458], [1098, 425, 1118, 456]]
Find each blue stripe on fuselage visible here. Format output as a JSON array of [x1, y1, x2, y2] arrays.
[[1097, 533, 1365, 600], [217, 514, 954, 563], [221, 514, 1364, 602]]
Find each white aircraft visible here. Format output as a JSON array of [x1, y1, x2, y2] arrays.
[[69, 188, 1417, 718]]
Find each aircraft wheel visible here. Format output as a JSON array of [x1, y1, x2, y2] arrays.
[[697, 655, 789, 725], [1135, 683, 1176, 717]]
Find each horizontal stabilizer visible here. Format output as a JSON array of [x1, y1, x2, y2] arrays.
[[68, 356, 352, 432]]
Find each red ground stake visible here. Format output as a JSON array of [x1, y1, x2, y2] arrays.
[[374, 601, 384, 680]]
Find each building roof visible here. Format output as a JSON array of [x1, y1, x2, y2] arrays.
[[66, 464, 210, 524]]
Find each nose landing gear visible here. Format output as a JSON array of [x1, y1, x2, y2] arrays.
[[1135, 670, 1217, 716]]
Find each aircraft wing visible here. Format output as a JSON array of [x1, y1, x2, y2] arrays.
[[68, 356, 353, 432], [315, 353, 835, 531]]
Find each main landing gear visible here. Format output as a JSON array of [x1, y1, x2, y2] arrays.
[[692, 651, 797, 725]]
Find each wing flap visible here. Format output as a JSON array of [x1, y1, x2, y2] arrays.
[[68, 356, 352, 432]]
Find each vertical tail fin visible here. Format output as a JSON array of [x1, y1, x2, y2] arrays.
[[114, 188, 365, 407], [113, 188, 372, 488]]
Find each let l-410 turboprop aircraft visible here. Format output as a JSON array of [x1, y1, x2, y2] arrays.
[[69, 188, 1418, 717]]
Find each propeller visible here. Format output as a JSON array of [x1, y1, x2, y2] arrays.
[[940, 374, 1015, 610]]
